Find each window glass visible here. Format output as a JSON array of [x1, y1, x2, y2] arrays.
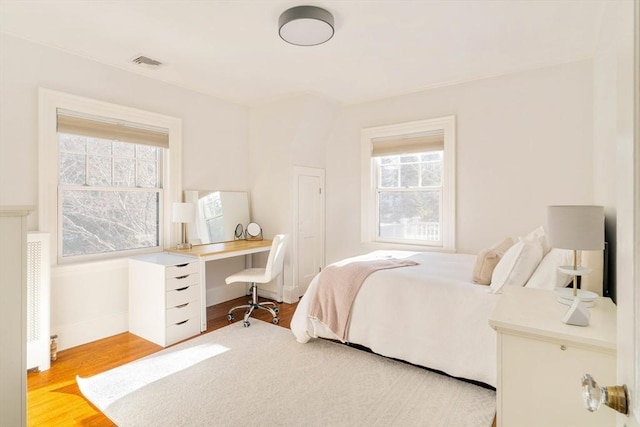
[[375, 151, 443, 244], [58, 133, 162, 259], [60, 190, 160, 257]]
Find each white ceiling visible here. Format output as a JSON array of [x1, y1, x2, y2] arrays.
[[0, 0, 607, 107]]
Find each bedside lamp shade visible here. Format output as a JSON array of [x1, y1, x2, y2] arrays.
[[546, 205, 604, 251], [172, 202, 195, 249], [546, 205, 604, 304], [172, 202, 195, 224]]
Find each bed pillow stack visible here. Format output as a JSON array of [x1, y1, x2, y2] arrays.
[[472, 237, 514, 285], [489, 226, 548, 293], [525, 248, 575, 290]]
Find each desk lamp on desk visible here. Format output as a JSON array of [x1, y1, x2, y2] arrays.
[[172, 202, 195, 249]]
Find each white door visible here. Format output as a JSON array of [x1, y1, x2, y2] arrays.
[[616, 4, 638, 425], [293, 167, 325, 297]]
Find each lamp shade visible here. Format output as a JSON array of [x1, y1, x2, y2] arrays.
[[546, 205, 604, 250], [279, 6, 334, 46], [172, 202, 195, 223]]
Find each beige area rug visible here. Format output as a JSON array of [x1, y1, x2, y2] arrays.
[[77, 320, 495, 427]]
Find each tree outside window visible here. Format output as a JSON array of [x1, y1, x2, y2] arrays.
[[58, 133, 162, 258]]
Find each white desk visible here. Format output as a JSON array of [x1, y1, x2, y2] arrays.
[[166, 239, 272, 331]]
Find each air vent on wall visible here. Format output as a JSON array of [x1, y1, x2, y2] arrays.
[[132, 55, 162, 69]]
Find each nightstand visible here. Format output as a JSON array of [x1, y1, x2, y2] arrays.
[[489, 286, 617, 427]]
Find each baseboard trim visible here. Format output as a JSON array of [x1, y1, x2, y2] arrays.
[[206, 283, 245, 307], [283, 286, 301, 304], [52, 311, 128, 351]]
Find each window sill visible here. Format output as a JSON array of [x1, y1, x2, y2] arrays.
[[361, 240, 456, 253]]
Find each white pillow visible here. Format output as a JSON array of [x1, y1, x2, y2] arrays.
[[490, 237, 544, 293], [525, 225, 551, 256], [525, 248, 575, 290]]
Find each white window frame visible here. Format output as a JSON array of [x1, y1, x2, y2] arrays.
[[39, 88, 182, 264], [361, 116, 456, 251]]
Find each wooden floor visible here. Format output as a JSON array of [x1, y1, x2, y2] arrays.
[[26, 296, 298, 426], [27, 296, 496, 427]]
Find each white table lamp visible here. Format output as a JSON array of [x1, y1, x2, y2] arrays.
[[546, 205, 604, 306], [172, 202, 195, 249]]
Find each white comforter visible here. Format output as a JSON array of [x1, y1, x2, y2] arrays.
[[291, 250, 500, 387]]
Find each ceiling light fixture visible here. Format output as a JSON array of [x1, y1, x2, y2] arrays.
[[279, 5, 334, 46]]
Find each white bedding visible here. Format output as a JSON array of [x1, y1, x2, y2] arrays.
[[290, 250, 501, 387]]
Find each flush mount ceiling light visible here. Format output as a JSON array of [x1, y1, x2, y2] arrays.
[[279, 5, 334, 46]]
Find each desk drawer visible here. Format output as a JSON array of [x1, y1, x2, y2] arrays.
[[166, 300, 200, 326], [166, 261, 199, 279], [166, 284, 199, 308], [166, 317, 200, 345], [166, 273, 199, 291]]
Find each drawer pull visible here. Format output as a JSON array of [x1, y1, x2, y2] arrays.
[[175, 319, 189, 326], [176, 303, 189, 309], [175, 286, 189, 291], [176, 263, 190, 268], [560, 345, 567, 351], [175, 275, 190, 280]]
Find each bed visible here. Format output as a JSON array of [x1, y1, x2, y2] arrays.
[[290, 234, 604, 389], [290, 250, 501, 387]]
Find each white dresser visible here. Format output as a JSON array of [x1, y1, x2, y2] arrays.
[[129, 253, 202, 347], [489, 286, 617, 427]]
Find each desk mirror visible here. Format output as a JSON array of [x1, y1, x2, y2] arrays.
[[184, 190, 250, 245]]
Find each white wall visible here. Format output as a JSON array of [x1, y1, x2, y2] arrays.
[[325, 60, 595, 262], [0, 34, 250, 350], [0, 33, 602, 350], [249, 95, 337, 301]]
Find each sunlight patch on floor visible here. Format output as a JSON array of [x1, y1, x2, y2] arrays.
[[77, 343, 229, 409]]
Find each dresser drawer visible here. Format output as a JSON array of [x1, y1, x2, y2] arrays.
[[166, 300, 200, 326], [166, 273, 199, 291], [166, 261, 199, 279], [166, 284, 199, 308], [166, 317, 200, 346]]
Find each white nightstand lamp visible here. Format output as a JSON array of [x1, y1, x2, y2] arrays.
[[546, 205, 604, 308]]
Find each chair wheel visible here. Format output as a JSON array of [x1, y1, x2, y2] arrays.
[[227, 313, 234, 321], [273, 317, 280, 325], [243, 321, 250, 327]]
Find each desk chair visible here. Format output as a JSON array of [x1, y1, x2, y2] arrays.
[[225, 234, 287, 327]]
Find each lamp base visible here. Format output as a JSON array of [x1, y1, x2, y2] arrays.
[[176, 242, 192, 250], [555, 287, 598, 307]]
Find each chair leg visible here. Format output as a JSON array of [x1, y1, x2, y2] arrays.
[[243, 304, 256, 324], [227, 282, 280, 326], [256, 304, 278, 318], [260, 301, 276, 307]]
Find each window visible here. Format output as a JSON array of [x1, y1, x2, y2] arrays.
[[58, 131, 163, 258], [39, 89, 182, 264], [376, 151, 443, 243], [361, 116, 455, 250]]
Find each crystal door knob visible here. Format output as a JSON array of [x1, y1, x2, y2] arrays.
[[581, 373, 629, 415]]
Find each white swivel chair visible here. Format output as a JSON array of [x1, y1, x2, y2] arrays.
[[225, 234, 287, 327]]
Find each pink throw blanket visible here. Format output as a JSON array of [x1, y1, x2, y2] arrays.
[[308, 258, 419, 341]]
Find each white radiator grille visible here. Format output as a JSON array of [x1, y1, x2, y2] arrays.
[[26, 232, 50, 371], [27, 239, 42, 343]]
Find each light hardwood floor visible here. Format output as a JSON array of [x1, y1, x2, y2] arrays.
[[27, 296, 297, 426]]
